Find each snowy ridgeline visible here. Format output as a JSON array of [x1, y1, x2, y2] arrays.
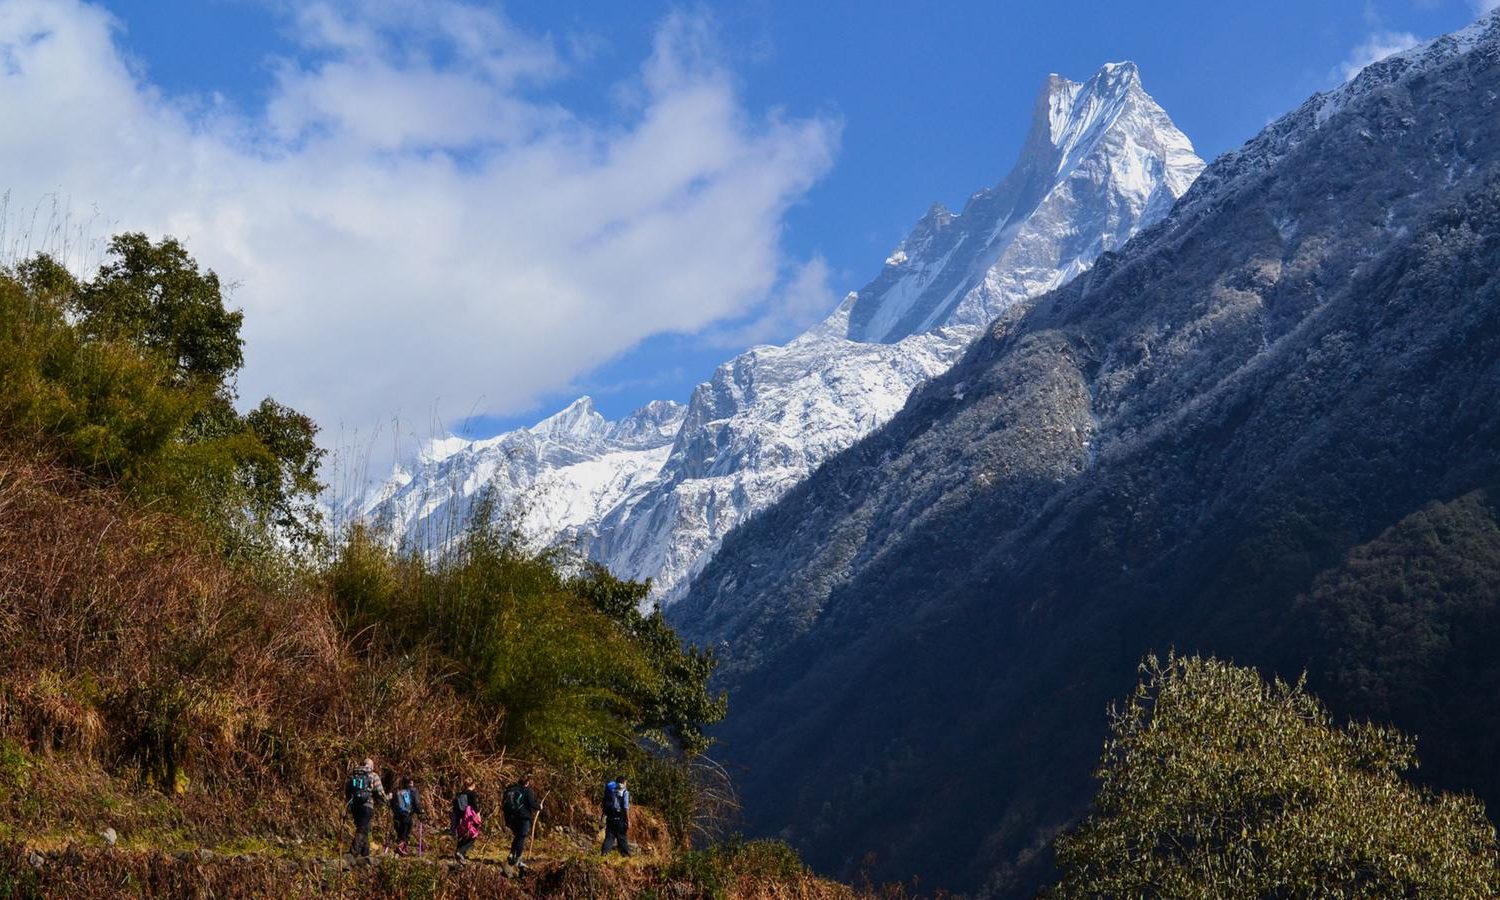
[[354, 60, 1206, 604]]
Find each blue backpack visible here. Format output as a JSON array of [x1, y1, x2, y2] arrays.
[[396, 788, 414, 815], [602, 782, 620, 815]]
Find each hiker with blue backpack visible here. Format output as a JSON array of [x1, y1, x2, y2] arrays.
[[600, 775, 632, 857], [389, 776, 425, 856], [502, 771, 543, 870], [345, 758, 388, 858], [450, 779, 483, 863]]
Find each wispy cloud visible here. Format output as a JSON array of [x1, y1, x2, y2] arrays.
[[0, 1, 839, 449], [1338, 30, 1421, 82], [1477, 1, 1500, 16], [702, 255, 839, 349]]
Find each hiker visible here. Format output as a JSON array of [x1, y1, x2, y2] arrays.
[[600, 775, 632, 857], [389, 776, 425, 856], [502, 771, 543, 869], [450, 780, 483, 862], [345, 758, 388, 858]]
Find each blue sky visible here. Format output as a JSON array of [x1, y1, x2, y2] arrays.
[[4, 0, 1488, 447]]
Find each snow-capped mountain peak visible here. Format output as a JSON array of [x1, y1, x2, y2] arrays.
[[530, 395, 605, 441], [357, 62, 1204, 602], [843, 62, 1203, 345]]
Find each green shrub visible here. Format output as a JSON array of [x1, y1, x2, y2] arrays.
[[1050, 653, 1500, 898], [0, 849, 40, 900], [667, 836, 807, 900], [328, 503, 725, 768]]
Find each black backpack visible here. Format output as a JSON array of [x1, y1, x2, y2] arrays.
[[349, 769, 374, 804], [504, 786, 528, 817], [395, 788, 414, 815], [601, 784, 620, 816]]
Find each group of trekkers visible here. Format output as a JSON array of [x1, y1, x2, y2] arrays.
[[343, 758, 633, 869]]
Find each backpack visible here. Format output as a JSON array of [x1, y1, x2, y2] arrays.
[[396, 788, 414, 815], [504, 786, 528, 817], [601, 783, 620, 816], [348, 769, 373, 805], [459, 804, 483, 840]]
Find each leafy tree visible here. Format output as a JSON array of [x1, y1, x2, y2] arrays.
[[1050, 653, 1500, 898], [241, 398, 326, 551], [0, 234, 324, 555], [571, 563, 727, 756], [71, 232, 244, 385]]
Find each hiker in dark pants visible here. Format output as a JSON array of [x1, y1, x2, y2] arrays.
[[345, 757, 388, 858], [502, 772, 543, 868], [450, 780, 483, 862], [389, 776, 424, 856], [600, 776, 632, 857]]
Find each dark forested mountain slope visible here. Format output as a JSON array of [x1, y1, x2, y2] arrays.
[[673, 14, 1500, 897]]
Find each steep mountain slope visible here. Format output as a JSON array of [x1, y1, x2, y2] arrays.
[[360, 63, 1203, 599], [673, 14, 1500, 896]]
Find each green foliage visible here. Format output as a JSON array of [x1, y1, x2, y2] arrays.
[[631, 752, 742, 848], [1051, 653, 1500, 898], [0, 234, 325, 557], [667, 836, 806, 900], [0, 265, 200, 482], [327, 503, 725, 768], [240, 398, 325, 551], [571, 564, 727, 756], [71, 233, 244, 385], [632, 754, 698, 846], [0, 849, 40, 900], [0, 743, 33, 794], [370, 855, 444, 899]]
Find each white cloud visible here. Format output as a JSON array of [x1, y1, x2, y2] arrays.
[[1338, 30, 1421, 82], [703, 255, 838, 349], [1477, 1, 1500, 16], [0, 1, 838, 455]]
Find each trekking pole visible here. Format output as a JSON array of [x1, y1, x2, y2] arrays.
[[418, 820, 425, 857], [533, 791, 548, 856]]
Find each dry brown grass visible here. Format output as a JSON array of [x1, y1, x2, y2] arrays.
[[0, 447, 533, 844], [0, 842, 865, 899], [0, 448, 859, 898]]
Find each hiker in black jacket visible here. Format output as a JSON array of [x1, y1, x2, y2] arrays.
[[450, 780, 483, 862], [502, 771, 543, 868], [600, 776, 632, 857], [344, 757, 388, 858], [388, 776, 424, 856]]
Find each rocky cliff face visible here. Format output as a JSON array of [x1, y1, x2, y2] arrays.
[[671, 13, 1500, 897], [358, 62, 1203, 601]]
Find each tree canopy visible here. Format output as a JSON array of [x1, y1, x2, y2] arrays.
[[0, 233, 324, 555], [1051, 653, 1500, 898]]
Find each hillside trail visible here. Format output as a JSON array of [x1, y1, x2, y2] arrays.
[[17, 819, 647, 880]]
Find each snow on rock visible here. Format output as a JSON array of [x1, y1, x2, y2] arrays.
[[844, 60, 1203, 344], [355, 61, 1205, 603], [357, 397, 687, 551]]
